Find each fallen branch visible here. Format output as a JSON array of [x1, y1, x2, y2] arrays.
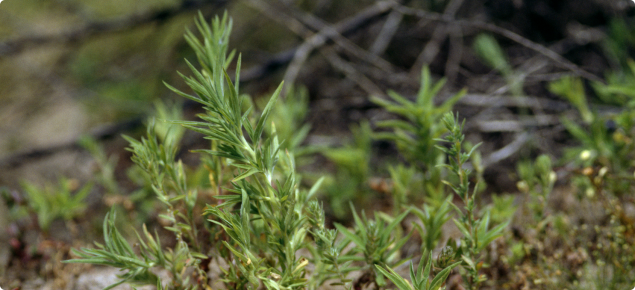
[[393, 3, 604, 83], [480, 132, 531, 169]]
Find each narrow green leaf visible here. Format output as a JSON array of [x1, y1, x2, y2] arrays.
[[461, 255, 476, 270], [429, 261, 461, 290], [222, 241, 249, 263], [232, 168, 260, 182], [254, 81, 284, 144], [478, 220, 509, 251], [350, 205, 367, 238], [334, 223, 364, 249], [382, 207, 411, 241], [375, 265, 413, 290], [452, 218, 471, 239], [306, 176, 324, 201]]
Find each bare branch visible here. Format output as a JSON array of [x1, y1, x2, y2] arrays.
[[321, 47, 386, 98], [480, 132, 531, 169], [369, 10, 403, 55], [411, 0, 465, 75], [255, 0, 396, 90], [393, 3, 604, 83]]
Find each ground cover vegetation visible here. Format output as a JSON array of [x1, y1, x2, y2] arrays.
[[1, 1, 635, 289]]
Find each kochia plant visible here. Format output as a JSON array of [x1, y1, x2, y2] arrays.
[[65, 12, 508, 290], [67, 12, 329, 289]]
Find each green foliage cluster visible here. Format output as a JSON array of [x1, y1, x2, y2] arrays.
[[545, 68, 635, 288], [473, 34, 524, 96], [468, 22, 635, 287], [3, 4, 635, 290], [320, 122, 372, 218], [500, 54, 635, 289], [3, 9, 628, 290], [20, 177, 92, 232], [372, 66, 466, 213], [549, 71, 635, 198], [377, 252, 461, 290], [516, 154, 556, 220], [435, 113, 507, 290], [62, 12, 510, 290]]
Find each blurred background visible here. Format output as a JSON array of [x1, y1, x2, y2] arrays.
[[1, 0, 635, 288], [0, 0, 632, 187]]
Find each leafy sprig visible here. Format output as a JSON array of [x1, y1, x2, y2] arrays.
[[165, 12, 326, 290], [435, 112, 507, 290], [376, 252, 461, 290]]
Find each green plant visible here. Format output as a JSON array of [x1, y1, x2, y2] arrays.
[[410, 195, 452, 252], [550, 75, 635, 197], [334, 206, 413, 288], [260, 85, 313, 156], [305, 200, 354, 289], [68, 116, 207, 288], [373, 66, 464, 172], [603, 18, 635, 72], [376, 252, 461, 290], [516, 154, 556, 221], [67, 12, 334, 290], [21, 177, 92, 232], [69, 210, 179, 289], [473, 33, 524, 97], [452, 67, 635, 289], [485, 194, 516, 225], [371, 112, 508, 290], [435, 112, 508, 290], [321, 121, 373, 219], [593, 59, 635, 107], [66, 13, 228, 289], [64, 11, 515, 290], [372, 66, 465, 211], [549, 76, 593, 124], [79, 136, 120, 196]]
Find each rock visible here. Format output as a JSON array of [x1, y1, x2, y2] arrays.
[[73, 268, 156, 290]]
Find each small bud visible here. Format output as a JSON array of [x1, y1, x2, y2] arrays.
[[536, 155, 552, 174], [549, 171, 557, 184], [586, 188, 595, 198], [612, 132, 624, 143], [582, 167, 594, 176], [579, 150, 592, 161], [437, 246, 456, 268], [293, 258, 309, 274], [517, 181, 529, 193], [593, 176, 602, 185], [598, 167, 608, 178]]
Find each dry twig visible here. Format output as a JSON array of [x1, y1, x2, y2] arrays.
[[369, 10, 404, 55], [476, 132, 531, 169], [271, 0, 397, 90], [320, 47, 386, 98], [411, 0, 465, 75], [393, 3, 604, 83]]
